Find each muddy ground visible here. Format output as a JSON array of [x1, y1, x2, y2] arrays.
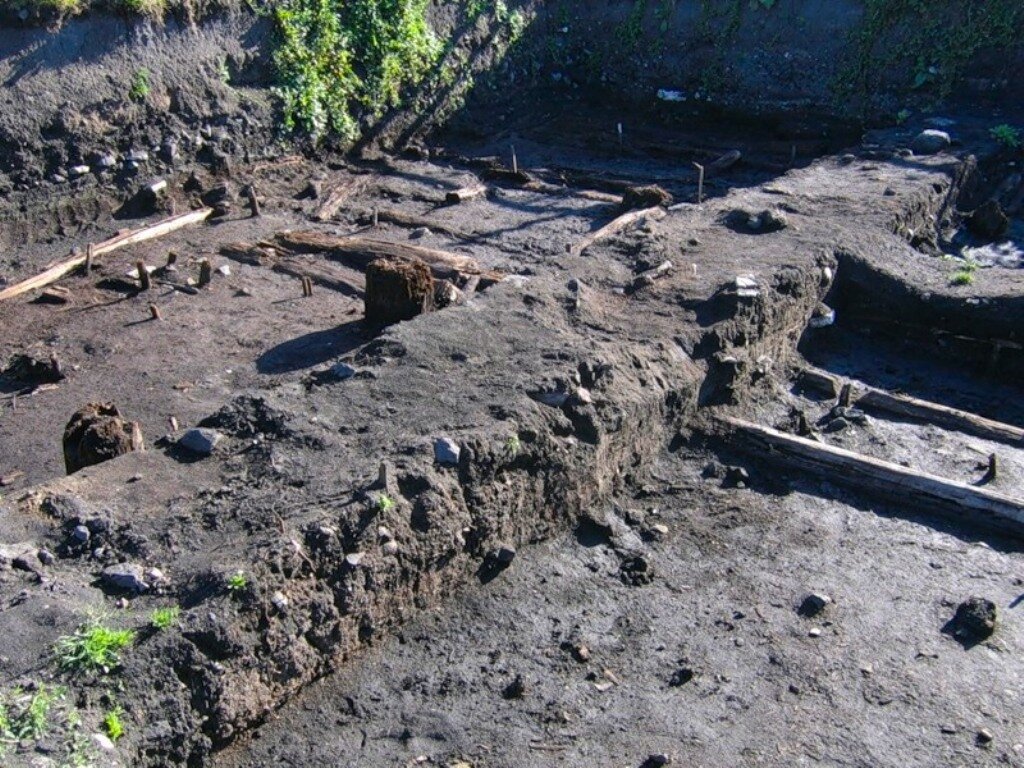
[[0, 40, 1023, 768]]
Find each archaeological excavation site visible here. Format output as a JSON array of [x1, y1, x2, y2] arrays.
[[0, 0, 1023, 765]]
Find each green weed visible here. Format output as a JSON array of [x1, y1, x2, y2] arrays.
[[226, 571, 248, 593], [991, 124, 1021, 149], [128, 69, 150, 102], [376, 493, 396, 512], [54, 620, 136, 674], [103, 706, 125, 741], [150, 606, 180, 630]]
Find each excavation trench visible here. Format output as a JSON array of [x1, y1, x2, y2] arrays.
[[1, 125, 1022, 767]]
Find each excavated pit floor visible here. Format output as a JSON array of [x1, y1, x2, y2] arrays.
[[0, 119, 1022, 767]]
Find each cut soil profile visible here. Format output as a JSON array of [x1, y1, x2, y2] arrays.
[[0, 3, 1023, 767]]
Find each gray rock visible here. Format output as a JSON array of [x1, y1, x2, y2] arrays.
[[950, 596, 997, 640], [494, 544, 517, 564], [178, 428, 223, 455], [345, 552, 365, 567], [160, 139, 179, 163], [127, 149, 150, 163], [101, 563, 148, 593], [68, 165, 90, 178], [798, 592, 833, 617], [434, 437, 461, 465], [71, 525, 91, 543], [330, 362, 357, 380], [271, 591, 289, 611], [97, 154, 118, 169], [37, 549, 55, 566], [911, 129, 951, 155]]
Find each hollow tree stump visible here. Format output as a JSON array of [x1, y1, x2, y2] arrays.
[[364, 256, 435, 326], [63, 402, 144, 474]]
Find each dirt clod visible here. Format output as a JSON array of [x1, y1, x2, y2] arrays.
[[948, 596, 997, 642], [621, 185, 672, 210], [62, 402, 144, 474], [364, 256, 434, 326]]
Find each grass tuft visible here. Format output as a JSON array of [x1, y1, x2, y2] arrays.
[[54, 620, 136, 674]]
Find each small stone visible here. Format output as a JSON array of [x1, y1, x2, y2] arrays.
[[798, 593, 833, 617], [724, 466, 749, 488], [377, 526, 393, 541], [101, 562, 149, 593], [72, 525, 91, 543], [330, 362, 357, 380], [573, 387, 593, 405], [641, 755, 671, 768], [216, 264, 231, 276], [808, 627, 823, 638], [434, 437, 461, 465], [940, 724, 958, 734], [978, 728, 994, 745], [409, 227, 430, 239], [494, 545, 516, 564], [949, 596, 997, 641], [382, 540, 399, 555], [145, 567, 168, 586], [911, 129, 951, 155], [345, 552, 365, 567], [502, 674, 526, 699], [571, 643, 590, 662], [128, 149, 150, 163], [668, 667, 694, 687], [271, 591, 289, 611], [37, 549, 55, 566], [92, 733, 116, 751], [68, 165, 91, 178], [97, 154, 118, 169], [178, 428, 223, 455], [593, 681, 613, 692]]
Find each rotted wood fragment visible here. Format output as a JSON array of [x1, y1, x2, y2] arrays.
[[569, 206, 666, 257]]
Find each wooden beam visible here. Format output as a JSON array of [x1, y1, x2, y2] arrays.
[[312, 177, 369, 222], [371, 208, 476, 241], [220, 242, 365, 297], [272, 231, 503, 287], [803, 366, 1024, 446], [445, 184, 487, 204], [716, 415, 1024, 534], [0, 208, 213, 302], [569, 206, 666, 257]]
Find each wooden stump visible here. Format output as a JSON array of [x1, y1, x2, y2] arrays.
[[364, 256, 434, 326], [63, 402, 144, 474]]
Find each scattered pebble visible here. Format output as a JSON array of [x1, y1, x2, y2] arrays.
[[798, 592, 833, 618], [178, 427, 223, 455], [808, 627, 822, 638], [330, 362, 357, 380], [949, 596, 997, 641]]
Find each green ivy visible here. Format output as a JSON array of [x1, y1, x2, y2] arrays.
[[270, 0, 441, 140]]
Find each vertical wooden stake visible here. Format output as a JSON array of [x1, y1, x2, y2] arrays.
[[149, 304, 162, 321], [617, 122, 623, 147], [372, 207, 379, 228], [693, 162, 705, 204], [985, 453, 999, 482], [49, 353, 62, 380], [137, 260, 151, 290], [838, 382, 853, 408], [166, 251, 178, 269], [511, 145, 518, 174], [84, 243, 94, 274], [247, 184, 261, 218], [198, 258, 213, 288]]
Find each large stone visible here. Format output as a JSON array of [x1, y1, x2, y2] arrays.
[[434, 437, 461, 465], [63, 402, 144, 474], [911, 129, 951, 155], [101, 563, 149, 593], [364, 256, 434, 326], [967, 200, 1009, 241], [178, 427, 223, 455]]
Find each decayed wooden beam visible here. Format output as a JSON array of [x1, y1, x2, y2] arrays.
[[569, 206, 666, 257], [273, 231, 503, 287], [715, 415, 1024, 534], [220, 242, 365, 297], [371, 209, 477, 241], [802, 366, 1024, 446], [312, 177, 369, 222], [0, 208, 213, 302]]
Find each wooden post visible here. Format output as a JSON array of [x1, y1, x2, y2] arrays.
[[247, 184, 261, 218], [511, 145, 518, 175], [137, 261, 151, 291], [84, 243, 94, 274], [693, 162, 705, 204], [301, 276, 313, 297], [198, 259, 213, 288], [372, 207, 379, 228], [984, 453, 999, 483], [49, 353, 62, 380], [838, 382, 853, 408], [149, 304, 162, 321], [166, 251, 178, 269]]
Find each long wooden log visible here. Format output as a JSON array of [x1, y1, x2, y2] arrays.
[[0, 208, 213, 302], [570, 206, 666, 257], [445, 184, 487, 204], [802, 366, 1024, 446], [371, 208, 477, 241], [313, 177, 369, 222], [220, 243, 365, 297], [716, 415, 1024, 534], [271, 231, 504, 287]]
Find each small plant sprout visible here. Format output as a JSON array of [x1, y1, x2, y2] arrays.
[[128, 69, 150, 102], [505, 434, 521, 456], [55, 619, 136, 674], [150, 606, 180, 630], [991, 124, 1021, 149], [376, 494, 396, 513], [226, 571, 248, 593], [950, 257, 979, 286], [896, 108, 911, 125], [104, 706, 125, 742], [0, 684, 66, 747]]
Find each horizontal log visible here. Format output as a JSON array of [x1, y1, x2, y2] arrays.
[[716, 415, 1024, 535], [220, 243, 365, 297], [570, 206, 666, 257], [271, 231, 504, 288], [445, 184, 487, 204], [0, 208, 213, 302], [371, 209, 476, 241], [802, 366, 1024, 446], [312, 177, 369, 222]]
